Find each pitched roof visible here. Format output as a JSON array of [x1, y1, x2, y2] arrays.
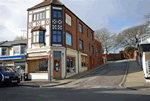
[[31, 26, 46, 33], [0, 39, 27, 47], [27, 0, 63, 11]]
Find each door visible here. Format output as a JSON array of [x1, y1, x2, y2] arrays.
[[53, 58, 61, 78]]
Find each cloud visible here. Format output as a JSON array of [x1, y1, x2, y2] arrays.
[[1, 0, 150, 42]]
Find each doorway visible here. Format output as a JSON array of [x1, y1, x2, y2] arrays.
[[53, 58, 61, 78]]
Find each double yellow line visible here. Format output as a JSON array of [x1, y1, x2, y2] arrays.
[[119, 59, 130, 88]]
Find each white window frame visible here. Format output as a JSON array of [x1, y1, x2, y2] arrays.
[[66, 14, 72, 26], [13, 46, 20, 55]]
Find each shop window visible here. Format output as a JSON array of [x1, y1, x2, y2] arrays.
[[29, 60, 48, 73], [66, 57, 75, 73], [39, 60, 48, 73], [81, 56, 86, 67], [66, 33, 72, 46], [54, 52, 61, 58]]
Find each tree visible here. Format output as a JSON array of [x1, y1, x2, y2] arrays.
[[94, 28, 116, 54], [116, 24, 149, 48], [14, 36, 26, 41], [124, 47, 136, 54]]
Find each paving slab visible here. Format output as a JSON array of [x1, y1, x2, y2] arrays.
[[124, 59, 150, 91]]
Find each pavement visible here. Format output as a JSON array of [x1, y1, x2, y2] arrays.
[[124, 59, 150, 91], [19, 61, 112, 88]]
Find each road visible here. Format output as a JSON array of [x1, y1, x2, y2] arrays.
[[1, 60, 150, 101]]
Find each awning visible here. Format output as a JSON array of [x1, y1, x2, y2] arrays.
[[27, 56, 48, 60], [0, 55, 24, 60]]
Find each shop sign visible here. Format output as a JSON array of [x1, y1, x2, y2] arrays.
[[50, 53, 53, 58]]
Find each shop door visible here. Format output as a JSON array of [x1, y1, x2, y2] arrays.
[[53, 59, 61, 78]]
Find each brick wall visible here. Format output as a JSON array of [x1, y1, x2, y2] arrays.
[[63, 7, 102, 69]]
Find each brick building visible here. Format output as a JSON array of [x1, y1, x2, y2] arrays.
[[26, 0, 102, 81]]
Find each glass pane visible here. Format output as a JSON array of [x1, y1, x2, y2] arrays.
[[39, 60, 48, 72], [43, 12, 45, 18], [54, 52, 61, 58], [40, 34, 44, 43], [53, 31, 57, 34], [21, 46, 25, 54], [58, 12, 61, 18], [34, 14, 36, 21], [58, 35, 61, 42], [40, 13, 42, 19], [40, 31, 43, 35], [58, 31, 61, 34], [53, 11, 57, 17], [37, 13, 39, 20], [13, 46, 19, 54], [53, 35, 57, 42], [66, 33, 72, 46]]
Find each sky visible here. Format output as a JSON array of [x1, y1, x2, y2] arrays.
[[0, 0, 150, 52]]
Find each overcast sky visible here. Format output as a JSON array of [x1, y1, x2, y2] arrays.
[[0, 0, 150, 43]]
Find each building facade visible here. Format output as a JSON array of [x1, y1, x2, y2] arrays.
[[26, 0, 102, 81], [0, 40, 27, 71]]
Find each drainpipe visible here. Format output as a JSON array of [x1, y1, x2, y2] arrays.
[[64, 48, 67, 78]]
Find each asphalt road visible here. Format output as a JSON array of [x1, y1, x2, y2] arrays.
[[1, 60, 150, 101]]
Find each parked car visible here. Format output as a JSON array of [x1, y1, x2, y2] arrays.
[[0, 66, 20, 86]]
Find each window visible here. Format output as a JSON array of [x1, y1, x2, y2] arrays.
[[66, 14, 72, 26], [13, 46, 19, 55], [39, 60, 48, 73], [81, 56, 86, 67], [79, 40, 83, 50], [89, 44, 90, 51], [54, 52, 61, 58], [33, 12, 45, 21], [21, 45, 26, 54], [33, 31, 45, 43], [92, 46, 94, 54], [79, 23, 83, 33], [39, 31, 44, 43], [53, 11, 62, 18], [96, 47, 98, 53], [52, 31, 62, 43], [66, 33, 72, 46], [87, 29, 88, 37], [2, 47, 7, 56], [91, 33, 93, 40]]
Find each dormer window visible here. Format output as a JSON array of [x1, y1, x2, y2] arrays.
[[31, 26, 46, 44], [2, 47, 7, 56]]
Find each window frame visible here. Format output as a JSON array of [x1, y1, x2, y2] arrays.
[[79, 40, 84, 50], [66, 33, 72, 46], [33, 12, 45, 21], [66, 13, 72, 26], [53, 11, 62, 18], [92, 46, 94, 54], [96, 47, 98, 53], [21, 45, 26, 54], [1, 47, 8, 56], [91, 33, 93, 40], [79, 23, 83, 33], [32, 30, 45, 44], [13, 46, 20, 55], [52, 31, 62, 43]]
